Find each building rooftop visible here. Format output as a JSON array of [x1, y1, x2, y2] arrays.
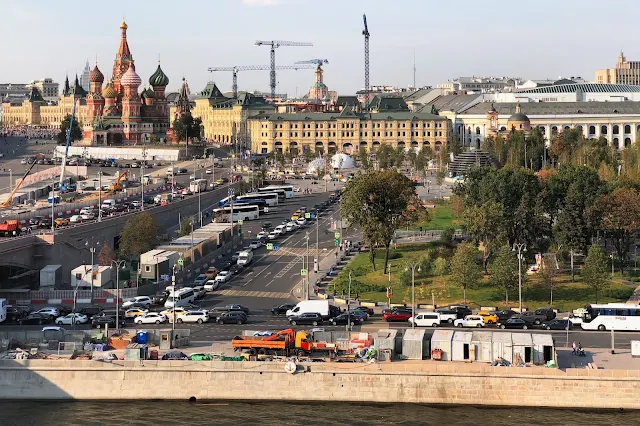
[[460, 101, 640, 116], [517, 83, 640, 94], [419, 94, 480, 113]]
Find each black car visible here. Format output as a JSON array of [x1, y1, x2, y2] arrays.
[[542, 319, 572, 330], [75, 305, 103, 318], [224, 304, 249, 314], [6, 306, 30, 322], [271, 303, 295, 315], [18, 313, 52, 325], [262, 222, 273, 230], [219, 261, 232, 271], [91, 315, 126, 328], [289, 312, 323, 326], [229, 264, 243, 274], [513, 311, 548, 326], [152, 293, 168, 306], [498, 318, 529, 330], [215, 311, 247, 324], [493, 310, 517, 321], [353, 306, 374, 317], [448, 306, 472, 319], [96, 309, 126, 318], [29, 216, 45, 227], [330, 313, 363, 326], [535, 307, 557, 321]]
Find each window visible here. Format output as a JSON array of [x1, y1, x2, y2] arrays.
[[75, 273, 82, 280], [145, 266, 151, 272]]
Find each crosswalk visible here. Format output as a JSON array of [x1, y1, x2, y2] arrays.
[[265, 247, 330, 257], [216, 289, 292, 299]]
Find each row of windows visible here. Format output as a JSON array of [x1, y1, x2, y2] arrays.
[[263, 121, 445, 130], [266, 130, 446, 139]]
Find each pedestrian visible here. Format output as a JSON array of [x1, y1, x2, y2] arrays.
[[578, 342, 583, 354], [572, 341, 576, 354], [335, 251, 338, 260], [355, 292, 359, 301]]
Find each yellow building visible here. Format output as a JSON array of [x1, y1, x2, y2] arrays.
[[248, 96, 451, 154], [595, 51, 640, 85], [170, 82, 275, 148]]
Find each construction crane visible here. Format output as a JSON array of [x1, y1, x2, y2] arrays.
[[255, 40, 313, 98], [1, 160, 38, 208], [207, 64, 316, 98], [59, 94, 78, 187], [295, 60, 329, 102], [362, 14, 370, 101]]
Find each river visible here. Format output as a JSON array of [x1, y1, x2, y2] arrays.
[[0, 401, 636, 425]]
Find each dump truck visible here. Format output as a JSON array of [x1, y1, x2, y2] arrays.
[[231, 328, 352, 359], [0, 220, 22, 237]]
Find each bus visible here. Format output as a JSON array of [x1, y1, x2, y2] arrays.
[[0, 298, 6, 323], [258, 188, 286, 202], [259, 185, 294, 199], [212, 204, 260, 222], [227, 198, 269, 213], [237, 192, 279, 207], [578, 303, 640, 331], [218, 195, 236, 207]]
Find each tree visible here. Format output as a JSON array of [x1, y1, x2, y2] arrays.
[[450, 243, 483, 303], [540, 257, 558, 306], [56, 114, 82, 145], [97, 243, 116, 266], [172, 112, 202, 143], [582, 245, 611, 303], [358, 146, 370, 169], [341, 170, 426, 273], [463, 201, 505, 272], [376, 144, 394, 169], [178, 217, 193, 237], [489, 245, 519, 305], [119, 211, 161, 260], [432, 257, 449, 276]]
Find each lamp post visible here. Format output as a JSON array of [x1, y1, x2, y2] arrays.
[[98, 171, 103, 222], [111, 259, 126, 332], [405, 262, 421, 329], [346, 271, 352, 334], [86, 241, 98, 303], [512, 243, 527, 312], [305, 232, 310, 300], [140, 149, 146, 211]]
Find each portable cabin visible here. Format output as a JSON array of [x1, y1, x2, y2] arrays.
[[492, 332, 513, 364], [374, 329, 398, 361], [471, 330, 493, 363], [430, 329, 454, 361], [512, 332, 534, 365], [532, 333, 555, 365], [402, 328, 429, 360], [452, 331, 474, 361]]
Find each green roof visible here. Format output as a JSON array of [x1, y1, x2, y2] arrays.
[[198, 81, 227, 100]]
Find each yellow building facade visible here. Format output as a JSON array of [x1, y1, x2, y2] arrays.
[[1, 87, 88, 128], [595, 51, 640, 85]]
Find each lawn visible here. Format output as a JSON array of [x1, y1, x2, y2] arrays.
[[331, 244, 636, 312], [412, 203, 462, 231]]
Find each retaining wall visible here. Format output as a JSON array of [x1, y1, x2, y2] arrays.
[[0, 360, 638, 408]]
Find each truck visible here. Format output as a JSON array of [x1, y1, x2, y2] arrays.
[[0, 220, 21, 237], [237, 250, 253, 266], [231, 328, 351, 359], [286, 300, 332, 319]]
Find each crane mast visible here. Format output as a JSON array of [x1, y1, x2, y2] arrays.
[[255, 40, 313, 98], [362, 14, 370, 101], [59, 95, 77, 187]]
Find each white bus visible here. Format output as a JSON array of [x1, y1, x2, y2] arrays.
[[164, 287, 196, 309], [212, 204, 260, 222], [237, 192, 279, 207], [0, 298, 6, 323], [190, 179, 208, 193], [218, 195, 236, 207], [259, 185, 294, 199], [258, 188, 286, 202], [578, 303, 640, 331]]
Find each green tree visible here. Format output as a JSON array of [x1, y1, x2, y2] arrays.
[[56, 114, 83, 145], [97, 243, 116, 266], [172, 112, 203, 143], [432, 257, 449, 276], [439, 227, 455, 245], [119, 211, 161, 259], [463, 201, 505, 272], [582, 245, 611, 303], [303, 148, 315, 163], [149, 134, 159, 144], [489, 245, 519, 305], [450, 243, 483, 303], [178, 217, 193, 237], [358, 146, 370, 169], [376, 144, 394, 169], [341, 170, 426, 273], [540, 258, 558, 306]]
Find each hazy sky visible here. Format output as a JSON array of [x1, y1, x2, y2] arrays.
[[2, 0, 639, 96]]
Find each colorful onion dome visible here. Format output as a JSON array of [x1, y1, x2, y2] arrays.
[[149, 62, 169, 87], [143, 86, 155, 98], [89, 64, 104, 83], [102, 82, 117, 98], [120, 63, 141, 88]]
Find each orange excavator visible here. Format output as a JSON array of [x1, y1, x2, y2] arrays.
[[108, 170, 128, 192]]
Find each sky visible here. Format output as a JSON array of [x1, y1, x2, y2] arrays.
[[2, 0, 640, 97]]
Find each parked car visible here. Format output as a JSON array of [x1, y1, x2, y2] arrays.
[[69, 215, 83, 223], [353, 306, 374, 317], [383, 309, 413, 322], [271, 303, 296, 315], [34, 307, 60, 319], [55, 313, 89, 325], [176, 311, 209, 324], [75, 305, 104, 318], [122, 296, 152, 309], [498, 318, 529, 330], [493, 310, 517, 321], [447, 305, 473, 319], [454, 315, 485, 328], [477, 311, 499, 324], [513, 311, 547, 326], [160, 307, 189, 322], [124, 308, 149, 319], [542, 319, 572, 330], [435, 308, 458, 324], [134, 312, 168, 325], [91, 315, 126, 329], [330, 313, 363, 326], [215, 311, 247, 324], [289, 312, 323, 326], [152, 293, 168, 306], [19, 313, 52, 325], [535, 307, 557, 321], [346, 309, 369, 321]]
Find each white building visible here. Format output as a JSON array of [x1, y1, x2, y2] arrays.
[[71, 265, 113, 289]]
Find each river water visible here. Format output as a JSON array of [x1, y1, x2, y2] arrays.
[[0, 401, 636, 426]]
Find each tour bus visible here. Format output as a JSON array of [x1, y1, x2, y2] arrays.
[[212, 204, 260, 222], [259, 185, 294, 199], [258, 188, 286, 202], [228, 198, 269, 213], [578, 303, 640, 331], [0, 298, 6, 323], [218, 195, 236, 207], [164, 287, 196, 309], [190, 179, 208, 193], [237, 192, 279, 207]]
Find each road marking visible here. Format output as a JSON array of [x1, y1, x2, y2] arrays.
[[215, 289, 291, 299]]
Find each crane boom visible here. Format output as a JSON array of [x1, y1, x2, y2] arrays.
[[1, 160, 38, 208], [59, 96, 78, 187], [295, 59, 329, 68], [255, 39, 313, 97], [208, 64, 316, 98], [362, 14, 370, 101]]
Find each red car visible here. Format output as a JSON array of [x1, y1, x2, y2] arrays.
[[383, 309, 413, 322]]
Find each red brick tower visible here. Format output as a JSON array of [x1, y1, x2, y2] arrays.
[[112, 20, 133, 96], [120, 63, 142, 142]]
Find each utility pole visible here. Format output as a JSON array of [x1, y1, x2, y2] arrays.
[[306, 232, 310, 300], [111, 260, 126, 333], [513, 243, 527, 312], [406, 262, 421, 328]]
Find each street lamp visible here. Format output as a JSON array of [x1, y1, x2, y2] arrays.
[[111, 259, 126, 333], [305, 232, 310, 300], [85, 240, 99, 303], [512, 243, 527, 312], [346, 271, 352, 334], [405, 262, 421, 329], [140, 149, 146, 211]]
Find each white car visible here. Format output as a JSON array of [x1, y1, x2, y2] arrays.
[[176, 311, 209, 324], [205, 169, 213, 174], [122, 296, 152, 309], [289, 221, 301, 229], [267, 231, 278, 240], [274, 225, 286, 235], [134, 312, 168, 324], [257, 231, 268, 239], [204, 280, 219, 291], [79, 207, 94, 215], [161, 307, 188, 322], [285, 223, 296, 232], [182, 188, 193, 195], [36, 307, 60, 318], [193, 286, 206, 298], [130, 200, 142, 208], [454, 315, 485, 328], [55, 313, 88, 325], [249, 240, 263, 250], [215, 271, 232, 283], [80, 213, 95, 221], [296, 218, 307, 227], [69, 215, 82, 223]]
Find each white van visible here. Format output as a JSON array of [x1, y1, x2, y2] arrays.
[[101, 199, 116, 209], [237, 250, 254, 266], [409, 311, 441, 327], [164, 287, 196, 308], [286, 300, 330, 319]]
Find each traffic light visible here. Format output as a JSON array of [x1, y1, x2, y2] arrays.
[[334, 239, 339, 246]]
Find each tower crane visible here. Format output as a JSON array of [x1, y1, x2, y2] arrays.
[[294, 59, 329, 69], [255, 40, 313, 98], [207, 64, 316, 98], [362, 14, 370, 101]]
